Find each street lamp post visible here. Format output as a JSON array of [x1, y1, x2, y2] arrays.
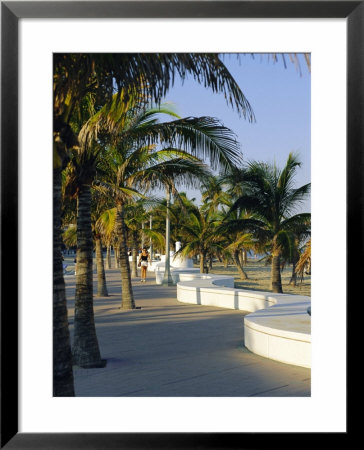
[[162, 186, 174, 285], [149, 215, 153, 259]]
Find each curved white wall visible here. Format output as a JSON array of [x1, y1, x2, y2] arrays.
[[176, 273, 311, 368]]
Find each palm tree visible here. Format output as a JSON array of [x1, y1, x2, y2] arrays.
[[54, 128, 80, 395], [229, 153, 311, 293], [174, 203, 222, 273], [217, 204, 257, 280], [124, 201, 148, 277], [168, 192, 198, 243], [94, 231, 108, 297], [92, 192, 112, 297], [95, 207, 118, 270], [62, 137, 106, 366], [200, 175, 230, 214]]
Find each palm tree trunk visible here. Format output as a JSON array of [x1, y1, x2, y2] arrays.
[[233, 250, 248, 280], [242, 249, 248, 264], [106, 245, 112, 269], [73, 184, 104, 367], [271, 244, 283, 293], [95, 235, 108, 296], [200, 252, 207, 273], [113, 245, 118, 268], [289, 257, 298, 286], [53, 168, 75, 396], [131, 230, 138, 278], [116, 200, 136, 309]]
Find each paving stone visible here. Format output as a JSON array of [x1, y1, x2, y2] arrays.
[[65, 268, 311, 397]]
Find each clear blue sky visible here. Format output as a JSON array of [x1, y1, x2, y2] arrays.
[[160, 53, 311, 213]]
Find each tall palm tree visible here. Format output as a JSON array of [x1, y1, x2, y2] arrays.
[[53, 127, 78, 396], [229, 153, 311, 293], [63, 140, 106, 366]]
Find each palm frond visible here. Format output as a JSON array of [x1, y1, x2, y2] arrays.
[[95, 208, 117, 242], [119, 116, 242, 173], [131, 157, 211, 191], [54, 53, 256, 125], [295, 239, 311, 278], [62, 224, 77, 247]]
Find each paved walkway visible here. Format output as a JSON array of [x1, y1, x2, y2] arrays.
[[64, 265, 311, 397]]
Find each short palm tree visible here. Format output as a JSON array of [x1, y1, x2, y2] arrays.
[[123, 200, 152, 277], [175, 204, 222, 273], [229, 153, 311, 293], [217, 204, 257, 280], [200, 175, 230, 214], [92, 192, 112, 297]]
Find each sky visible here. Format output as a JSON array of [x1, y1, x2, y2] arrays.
[[159, 53, 311, 213]]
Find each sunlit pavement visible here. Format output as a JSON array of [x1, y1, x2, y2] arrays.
[[64, 261, 311, 397]]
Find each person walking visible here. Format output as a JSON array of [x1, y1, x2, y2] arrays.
[[138, 247, 150, 282]]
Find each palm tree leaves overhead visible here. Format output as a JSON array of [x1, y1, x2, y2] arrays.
[[54, 53, 256, 125], [112, 114, 243, 173], [233, 53, 310, 76], [78, 95, 243, 184], [77, 90, 140, 149], [161, 116, 242, 172], [91, 101, 242, 200], [132, 155, 211, 192]]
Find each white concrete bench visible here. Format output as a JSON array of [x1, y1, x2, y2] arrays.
[[176, 273, 311, 368], [154, 264, 200, 284]]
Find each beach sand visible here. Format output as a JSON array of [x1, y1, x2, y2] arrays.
[[205, 258, 311, 297]]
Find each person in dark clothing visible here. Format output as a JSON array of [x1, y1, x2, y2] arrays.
[[138, 247, 150, 282]]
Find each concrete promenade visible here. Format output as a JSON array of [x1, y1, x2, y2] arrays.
[[64, 265, 311, 397]]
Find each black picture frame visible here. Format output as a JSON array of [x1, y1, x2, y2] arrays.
[[1, 1, 356, 448]]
